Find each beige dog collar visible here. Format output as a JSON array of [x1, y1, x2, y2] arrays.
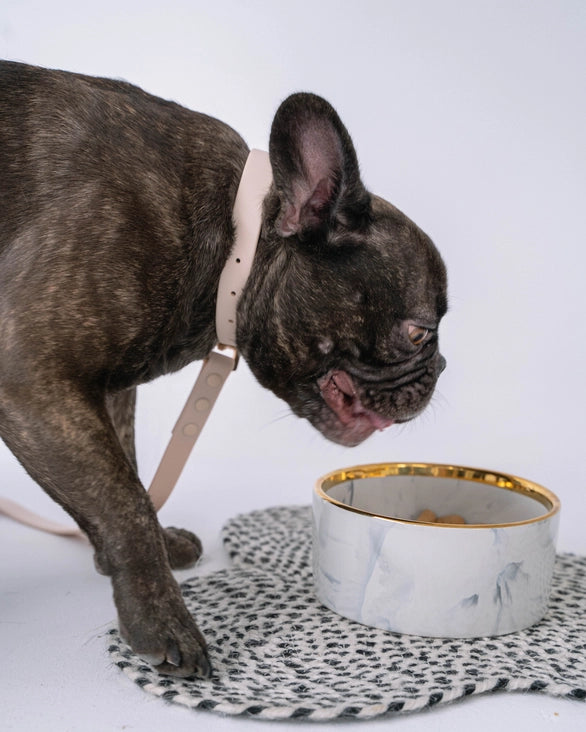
[[0, 149, 273, 532], [148, 150, 273, 510]]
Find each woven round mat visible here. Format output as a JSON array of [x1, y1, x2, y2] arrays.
[[108, 506, 586, 721]]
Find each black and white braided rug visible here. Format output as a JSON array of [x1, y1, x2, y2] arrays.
[[107, 506, 586, 721]]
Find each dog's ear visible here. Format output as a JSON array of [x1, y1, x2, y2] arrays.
[[269, 93, 370, 239]]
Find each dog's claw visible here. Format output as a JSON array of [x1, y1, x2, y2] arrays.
[[154, 645, 212, 679], [138, 643, 212, 678], [197, 651, 213, 679], [166, 640, 182, 667], [141, 652, 166, 666]]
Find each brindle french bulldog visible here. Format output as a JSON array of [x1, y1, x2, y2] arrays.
[[0, 61, 447, 677]]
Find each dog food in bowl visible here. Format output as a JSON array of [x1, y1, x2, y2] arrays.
[[415, 509, 467, 524]]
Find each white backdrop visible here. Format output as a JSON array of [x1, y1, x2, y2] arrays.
[[1, 2, 585, 731]]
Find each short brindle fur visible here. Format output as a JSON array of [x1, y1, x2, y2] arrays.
[[0, 61, 447, 676]]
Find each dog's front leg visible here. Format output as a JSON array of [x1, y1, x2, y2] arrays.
[[0, 378, 210, 677], [104, 388, 203, 573]]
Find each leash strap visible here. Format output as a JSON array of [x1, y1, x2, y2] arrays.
[[0, 496, 85, 537], [147, 347, 238, 512], [0, 149, 272, 535]]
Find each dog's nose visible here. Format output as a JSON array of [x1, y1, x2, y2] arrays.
[[437, 355, 447, 374]]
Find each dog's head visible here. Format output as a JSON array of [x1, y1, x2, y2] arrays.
[[238, 93, 447, 446]]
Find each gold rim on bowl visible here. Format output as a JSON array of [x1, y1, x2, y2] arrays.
[[315, 462, 561, 529]]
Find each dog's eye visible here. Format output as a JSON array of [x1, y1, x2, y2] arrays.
[[408, 325, 429, 346]]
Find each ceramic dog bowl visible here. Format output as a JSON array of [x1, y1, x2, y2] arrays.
[[313, 463, 560, 638]]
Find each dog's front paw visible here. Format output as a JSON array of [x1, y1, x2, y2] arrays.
[[124, 626, 211, 678], [115, 573, 211, 678], [163, 526, 203, 569]]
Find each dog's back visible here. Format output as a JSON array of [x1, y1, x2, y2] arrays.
[[0, 61, 246, 253]]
